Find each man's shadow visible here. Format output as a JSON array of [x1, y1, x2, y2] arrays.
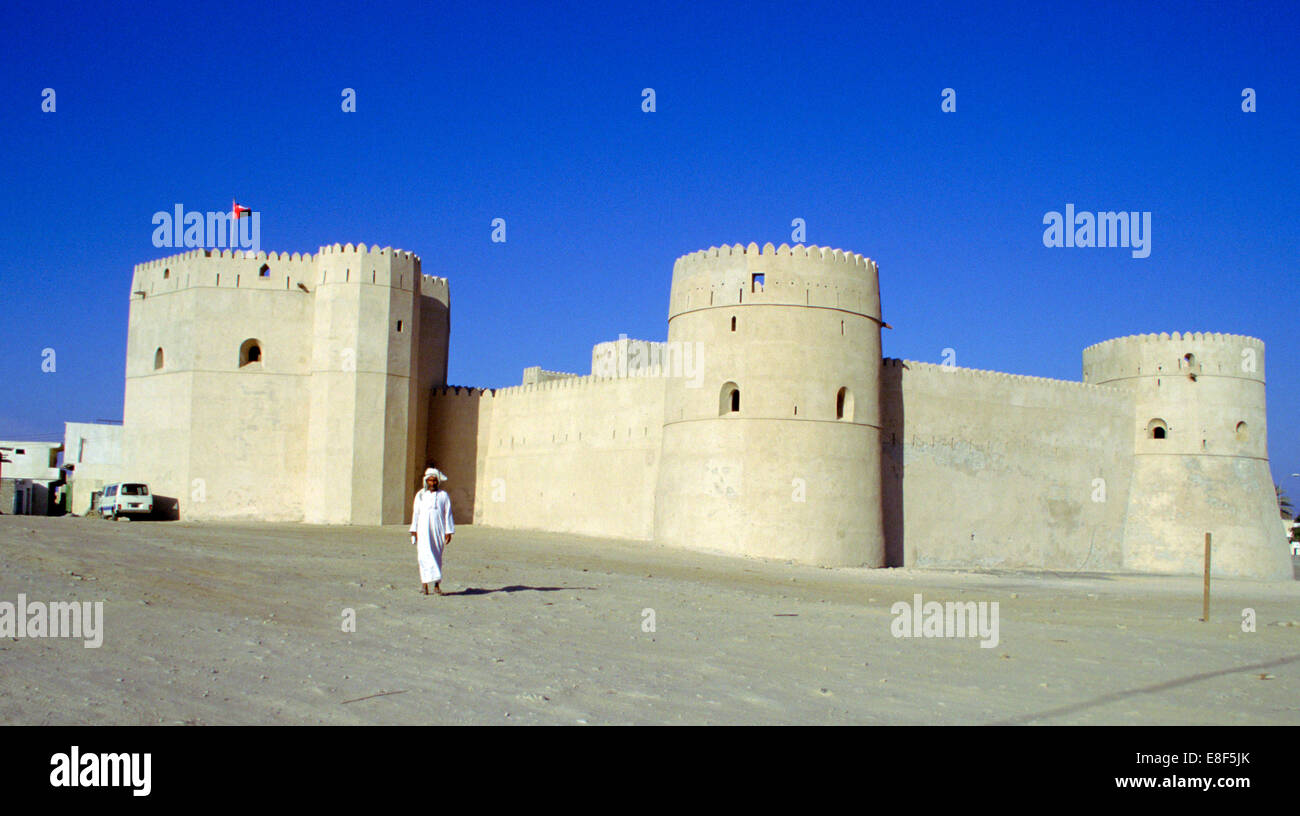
[[443, 585, 599, 597]]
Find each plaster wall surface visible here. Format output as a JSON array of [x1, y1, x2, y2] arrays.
[[0, 442, 61, 481], [62, 423, 123, 515], [471, 375, 665, 540], [882, 361, 1133, 571]]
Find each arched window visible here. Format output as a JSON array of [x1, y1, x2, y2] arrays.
[[163, 268, 170, 279], [836, 387, 854, 421], [259, 264, 271, 277], [1183, 352, 1196, 368], [1235, 421, 1248, 441], [720, 381, 740, 415], [239, 338, 262, 367], [730, 316, 737, 332], [153, 347, 164, 370], [1147, 418, 1168, 439]]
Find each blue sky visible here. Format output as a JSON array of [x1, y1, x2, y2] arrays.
[[1, 0, 1297, 484]]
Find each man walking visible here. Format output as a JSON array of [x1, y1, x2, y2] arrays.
[[410, 468, 454, 595]]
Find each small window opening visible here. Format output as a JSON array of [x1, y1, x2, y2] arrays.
[[720, 381, 740, 415], [259, 264, 270, 277], [751, 273, 765, 292], [1147, 418, 1168, 439], [1235, 421, 1248, 441], [163, 268, 170, 279], [730, 316, 736, 332], [396, 320, 403, 333], [239, 338, 262, 367], [154, 347, 164, 370], [836, 387, 854, 421]]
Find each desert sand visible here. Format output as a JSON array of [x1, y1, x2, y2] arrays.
[[1, 514, 1296, 725]]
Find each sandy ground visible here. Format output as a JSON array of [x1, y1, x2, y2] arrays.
[[1, 514, 1297, 725]]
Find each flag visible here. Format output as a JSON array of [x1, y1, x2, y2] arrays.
[[232, 200, 251, 219]]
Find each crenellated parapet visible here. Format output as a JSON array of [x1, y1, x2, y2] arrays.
[[669, 242, 882, 320], [886, 358, 1126, 393], [315, 242, 420, 264], [673, 241, 875, 268], [313, 243, 423, 291], [1083, 331, 1265, 385], [432, 385, 494, 398], [129, 244, 427, 297]]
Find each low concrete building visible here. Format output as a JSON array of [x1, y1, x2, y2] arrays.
[[62, 423, 124, 516], [0, 441, 63, 515]]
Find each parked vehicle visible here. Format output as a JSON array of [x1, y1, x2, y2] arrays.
[[100, 483, 153, 519]]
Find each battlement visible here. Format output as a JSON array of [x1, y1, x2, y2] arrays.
[[316, 242, 421, 264], [430, 373, 669, 401], [674, 242, 877, 273], [133, 244, 423, 272], [432, 385, 494, 398], [885, 358, 1120, 393], [1082, 332, 1266, 384], [419, 274, 449, 301], [1082, 331, 1264, 354], [133, 248, 321, 273], [130, 244, 431, 296], [669, 242, 882, 318], [521, 367, 582, 385]]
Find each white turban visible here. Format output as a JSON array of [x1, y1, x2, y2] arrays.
[[424, 468, 447, 482]]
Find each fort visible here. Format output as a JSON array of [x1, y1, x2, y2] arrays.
[[116, 241, 1292, 580]]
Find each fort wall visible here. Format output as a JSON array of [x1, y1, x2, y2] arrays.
[[118, 243, 1289, 579], [428, 374, 665, 540], [883, 360, 1134, 570]]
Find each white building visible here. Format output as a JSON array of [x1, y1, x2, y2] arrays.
[[62, 423, 124, 516], [0, 441, 63, 515]]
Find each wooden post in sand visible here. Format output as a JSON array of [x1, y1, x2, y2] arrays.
[[1200, 532, 1212, 622]]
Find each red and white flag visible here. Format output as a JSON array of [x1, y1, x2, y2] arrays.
[[232, 200, 252, 219]]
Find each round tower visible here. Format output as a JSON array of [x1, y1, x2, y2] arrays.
[[1083, 332, 1289, 579], [653, 242, 885, 566]]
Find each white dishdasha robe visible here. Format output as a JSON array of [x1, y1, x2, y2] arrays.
[[410, 488, 454, 583]]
